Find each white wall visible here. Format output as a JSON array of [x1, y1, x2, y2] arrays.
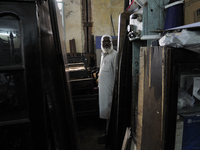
[[63, 0, 84, 53], [92, 0, 124, 37], [62, 0, 124, 54]]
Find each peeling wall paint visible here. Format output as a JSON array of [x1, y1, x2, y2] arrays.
[[92, 0, 124, 37], [63, 0, 83, 53], [63, 0, 124, 53]]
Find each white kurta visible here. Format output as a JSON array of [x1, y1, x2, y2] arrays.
[[98, 49, 117, 119]]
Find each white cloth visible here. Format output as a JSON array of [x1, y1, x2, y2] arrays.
[[98, 49, 117, 119]]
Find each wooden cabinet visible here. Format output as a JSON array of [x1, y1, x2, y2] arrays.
[[0, 1, 77, 149]]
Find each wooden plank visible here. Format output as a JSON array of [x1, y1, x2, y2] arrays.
[[107, 12, 131, 150], [72, 39, 77, 56], [69, 39, 77, 56], [137, 46, 166, 150], [82, 0, 87, 22], [136, 47, 146, 150], [161, 46, 170, 149], [87, 0, 92, 22], [91, 35, 94, 54], [87, 0, 92, 54], [88, 27, 92, 54], [82, 0, 87, 54], [69, 39, 73, 56], [83, 27, 88, 54], [143, 46, 162, 150]]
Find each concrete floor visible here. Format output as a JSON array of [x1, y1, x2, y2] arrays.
[[76, 116, 110, 150]]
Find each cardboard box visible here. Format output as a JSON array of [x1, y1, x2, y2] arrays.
[[184, 0, 200, 25], [181, 112, 200, 150]]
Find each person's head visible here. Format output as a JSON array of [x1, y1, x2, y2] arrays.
[[101, 35, 113, 53]]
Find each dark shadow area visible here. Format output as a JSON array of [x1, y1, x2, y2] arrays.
[[76, 116, 110, 150]]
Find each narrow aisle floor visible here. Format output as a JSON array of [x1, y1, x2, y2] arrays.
[[76, 116, 110, 150]]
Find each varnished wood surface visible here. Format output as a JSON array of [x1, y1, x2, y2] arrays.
[[136, 47, 169, 150]]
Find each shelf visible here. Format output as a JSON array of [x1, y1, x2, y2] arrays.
[[177, 101, 200, 114], [0, 118, 30, 126]]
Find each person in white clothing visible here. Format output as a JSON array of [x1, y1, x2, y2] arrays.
[[97, 35, 117, 144]]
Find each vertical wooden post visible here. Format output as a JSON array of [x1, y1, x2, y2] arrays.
[[69, 39, 77, 57], [87, 0, 92, 54], [82, 0, 88, 54], [72, 39, 77, 56], [69, 39, 73, 57], [82, 0, 94, 67]]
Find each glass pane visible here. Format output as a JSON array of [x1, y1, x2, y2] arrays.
[[0, 15, 22, 68], [0, 123, 31, 149], [57, 2, 64, 28], [0, 71, 27, 121]]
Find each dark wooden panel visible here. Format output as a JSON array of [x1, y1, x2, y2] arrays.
[[82, 0, 94, 58], [83, 27, 88, 53], [87, 0, 92, 22], [82, 0, 87, 22], [137, 46, 169, 150], [69, 39, 73, 56], [69, 39, 77, 56], [88, 27, 92, 54], [107, 12, 131, 150]]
